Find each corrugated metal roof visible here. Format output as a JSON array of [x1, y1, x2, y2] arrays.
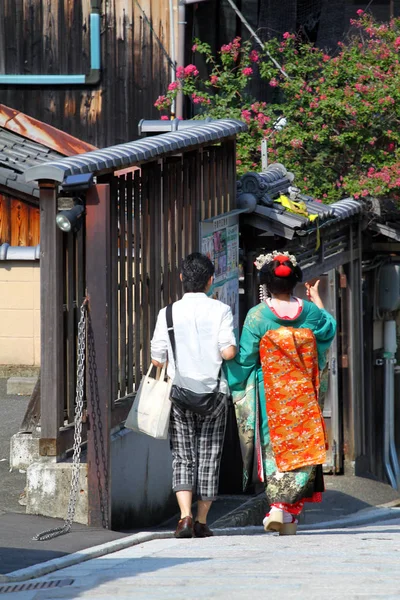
[[0, 104, 97, 200], [0, 104, 96, 156], [25, 119, 248, 183]]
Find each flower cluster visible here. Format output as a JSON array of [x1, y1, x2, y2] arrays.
[[154, 13, 400, 202], [176, 64, 199, 79]]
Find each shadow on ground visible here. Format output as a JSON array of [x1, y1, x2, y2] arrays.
[[0, 514, 128, 574]]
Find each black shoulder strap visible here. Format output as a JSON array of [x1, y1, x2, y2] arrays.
[[166, 303, 176, 360]]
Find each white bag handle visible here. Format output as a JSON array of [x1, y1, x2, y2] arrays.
[[144, 362, 167, 383]]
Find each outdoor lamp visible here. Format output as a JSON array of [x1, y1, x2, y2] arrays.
[[274, 116, 287, 131], [56, 202, 85, 233]]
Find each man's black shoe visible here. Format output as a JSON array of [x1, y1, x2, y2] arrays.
[[193, 521, 213, 538]]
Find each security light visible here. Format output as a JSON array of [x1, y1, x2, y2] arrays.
[[56, 203, 85, 233], [274, 117, 287, 131]]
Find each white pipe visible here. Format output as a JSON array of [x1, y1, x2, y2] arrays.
[[389, 358, 400, 489], [176, 0, 186, 119], [384, 320, 397, 354], [169, 0, 176, 118], [383, 320, 400, 489], [261, 139, 268, 171], [384, 358, 396, 488]]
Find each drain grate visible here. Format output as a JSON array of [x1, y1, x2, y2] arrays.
[[0, 578, 74, 594]]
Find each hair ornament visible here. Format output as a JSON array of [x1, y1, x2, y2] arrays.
[[275, 264, 292, 277], [259, 284, 268, 302], [254, 250, 297, 271]]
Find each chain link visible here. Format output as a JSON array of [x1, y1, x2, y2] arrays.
[[87, 318, 109, 529], [34, 299, 88, 542]]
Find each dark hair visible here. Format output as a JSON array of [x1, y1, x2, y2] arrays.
[[259, 258, 302, 295], [181, 252, 215, 293]]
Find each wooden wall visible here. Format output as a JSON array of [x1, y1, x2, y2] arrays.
[[0, 1, 396, 146], [0, 0, 172, 148], [0, 194, 40, 246]]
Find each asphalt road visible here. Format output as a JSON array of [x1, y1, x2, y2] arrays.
[[0, 378, 29, 514]]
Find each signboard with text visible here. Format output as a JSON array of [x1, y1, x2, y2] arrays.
[[200, 210, 244, 338]]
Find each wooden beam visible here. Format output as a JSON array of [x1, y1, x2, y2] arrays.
[[39, 182, 64, 444], [86, 183, 112, 529]]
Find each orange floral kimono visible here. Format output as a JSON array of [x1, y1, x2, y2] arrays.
[[225, 300, 336, 511]]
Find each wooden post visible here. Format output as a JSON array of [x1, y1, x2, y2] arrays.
[[39, 182, 64, 457], [86, 184, 112, 528]]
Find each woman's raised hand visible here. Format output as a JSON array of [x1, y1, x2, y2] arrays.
[[305, 280, 324, 309]]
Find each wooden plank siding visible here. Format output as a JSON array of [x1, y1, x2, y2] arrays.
[[0, 193, 40, 245], [0, 0, 172, 149], [111, 141, 237, 400]]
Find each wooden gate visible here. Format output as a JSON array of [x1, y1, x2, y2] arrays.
[[25, 120, 244, 527]]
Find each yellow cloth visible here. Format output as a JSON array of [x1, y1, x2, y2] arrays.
[[275, 195, 320, 249]]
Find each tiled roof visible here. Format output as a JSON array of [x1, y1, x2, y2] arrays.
[[241, 197, 362, 240], [25, 120, 248, 183], [0, 128, 64, 199], [237, 168, 362, 240], [330, 198, 362, 220]]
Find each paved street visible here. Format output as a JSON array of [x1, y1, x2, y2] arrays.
[[0, 379, 29, 515], [3, 518, 400, 599]]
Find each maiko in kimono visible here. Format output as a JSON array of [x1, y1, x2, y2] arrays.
[[225, 251, 336, 535]]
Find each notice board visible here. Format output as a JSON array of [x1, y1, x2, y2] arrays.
[[200, 209, 244, 338]]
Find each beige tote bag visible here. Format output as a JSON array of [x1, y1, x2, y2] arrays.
[[125, 363, 172, 439]]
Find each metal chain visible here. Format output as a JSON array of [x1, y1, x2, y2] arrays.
[[87, 319, 110, 529], [34, 299, 88, 542]]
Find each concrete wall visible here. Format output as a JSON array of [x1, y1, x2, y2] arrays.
[[111, 428, 175, 529], [0, 261, 40, 366]]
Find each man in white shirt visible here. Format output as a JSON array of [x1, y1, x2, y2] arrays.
[[151, 252, 236, 539]]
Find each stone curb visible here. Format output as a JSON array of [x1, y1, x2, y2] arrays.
[[0, 531, 174, 584], [214, 505, 400, 536], [2, 505, 400, 584], [300, 505, 400, 531]]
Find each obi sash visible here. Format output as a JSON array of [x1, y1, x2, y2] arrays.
[[260, 327, 327, 472]]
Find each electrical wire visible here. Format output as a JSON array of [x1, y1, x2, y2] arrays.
[[224, 0, 289, 78]]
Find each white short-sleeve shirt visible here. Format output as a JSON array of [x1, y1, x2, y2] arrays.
[[150, 293, 236, 393]]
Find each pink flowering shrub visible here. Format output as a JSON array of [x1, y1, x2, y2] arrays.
[[154, 13, 400, 202]]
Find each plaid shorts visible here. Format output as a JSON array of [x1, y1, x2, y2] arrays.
[[169, 395, 227, 501]]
